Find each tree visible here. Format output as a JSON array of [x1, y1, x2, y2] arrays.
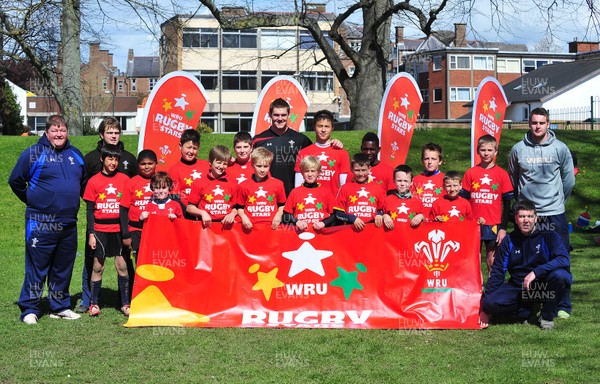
[[0, 79, 24, 135]]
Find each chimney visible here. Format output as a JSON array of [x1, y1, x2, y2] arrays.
[[454, 23, 466, 47], [568, 40, 599, 53], [222, 6, 246, 17], [396, 26, 404, 44], [128, 49, 134, 62]]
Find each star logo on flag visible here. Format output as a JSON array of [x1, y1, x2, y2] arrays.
[[191, 170, 202, 180], [205, 193, 214, 202], [162, 98, 172, 113], [213, 185, 224, 196], [317, 152, 329, 162], [174, 94, 189, 110], [393, 98, 400, 110], [397, 203, 409, 214], [282, 240, 333, 277], [400, 93, 410, 109], [105, 184, 117, 195], [99, 192, 106, 201], [255, 187, 267, 198], [185, 110, 196, 120], [304, 194, 317, 205], [330, 263, 367, 300], [290, 113, 298, 123], [480, 174, 492, 185], [483, 101, 489, 112], [489, 97, 497, 112], [423, 180, 435, 190], [357, 187, 370, 198], [250, 264, 284, 301], [449, 206, 460, 217]]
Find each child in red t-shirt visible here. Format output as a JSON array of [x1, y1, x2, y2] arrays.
[[430, 171, 473, 223], [383, 164, 426, 229], [168, 129, 210, 207], [236, 147, 286, 230], [83, 144, 131, 317], [227, 131, 254, 186], [333, 153, 386, 231], [187, 145, 238, 227], [412, 143, 446, 209], [285, 155, 336, 231], [140, 172, 183, 222]]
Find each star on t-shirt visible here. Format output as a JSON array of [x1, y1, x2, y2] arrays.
[[317, 152, 329, 162], [236, 174, 248, 184], [423, 180, 435, 190], [191, 170, 202, 180], [105, 184, 117, 195], [448, 206, 460, 217], [213, 185, 224, 196], [255, 187, 268, 198], [357, 187, 370, 198], [480, 174, 492, 185], [304, 194, 317, 205], [397, 203, 409, 214]]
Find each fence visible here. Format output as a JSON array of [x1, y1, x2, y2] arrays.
[[547, 96, 600, 130]]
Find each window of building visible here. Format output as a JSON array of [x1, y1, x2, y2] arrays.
[[223, 71, 257, 90], [261, 71, 295, 88], [187, 70, 219, 90], [523, 59, 549, 73], [182, 28, 218, 48], [473, 56, 494, 70], [102, 77, 108, 90], [433, 88, 442, 103], [299, 71, 333, 92], [449, 55, 470, 70], [222, 29, 257, 49], [118, 80, 124, 92], [299, 31, 333, 49], [223, 114, 253, 132], [433, 56, 442, 71], [200, 113, 217, 132], [497, 58, 520, 73], [27, 116, 46, 133], [450, 87, 472, 101], [130, 78, 137, 91], [261, 29, 296, 50], [421, 89, 429, 103], [149, 78, 157, 90]]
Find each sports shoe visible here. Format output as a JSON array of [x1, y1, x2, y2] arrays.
[[75, 305, 89, 314], [557, 310, 571, 319], [121, 305, 130, 317], [89, 304, 101, 317], [22, 313, 38, 325], [49, 309, 81, 320], [540, 319, 554, 330]]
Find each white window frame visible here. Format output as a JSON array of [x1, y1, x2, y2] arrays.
[[450, 87, 472, 102], [449, 55, 470, 70], [497, 58, 521, 73], [473, 55, 494, 70]]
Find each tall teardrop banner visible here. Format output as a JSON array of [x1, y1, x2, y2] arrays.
[[378, 73, 422, 169], [470, 77, 509, 166], [251, 76, 310, 136], [138, 71, 209, 171]]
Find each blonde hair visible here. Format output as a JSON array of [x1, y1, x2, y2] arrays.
[[299, 155, 321, 173], [250, 147, 274, 165]]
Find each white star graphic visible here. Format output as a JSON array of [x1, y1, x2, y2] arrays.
[[289, 140, 295, 147], [143, 183, 152, 193], [190, 170, 202, 180], [357, 187, 370, 198], [213, 185, 224, 196], [449, 206, 460, 217], [480, 174, 492, 185], [423, 180, 435, 190], [236, 174, 248, 184], [400, 93, 410, 109], [489, 98, 497, 112], [304, 193, 317, 205], [397, 203, 410, 214], [174, 94, 189, 110], [255, 186, 268, 198], [105, 183, 117, 195], [282, 241, 333, 277], [317, 152, 329, 162]]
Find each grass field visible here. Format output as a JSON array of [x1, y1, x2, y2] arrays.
[[1, 128, 599, 383]]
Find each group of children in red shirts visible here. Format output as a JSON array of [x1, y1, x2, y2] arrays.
[[82, 111, 513, 317]]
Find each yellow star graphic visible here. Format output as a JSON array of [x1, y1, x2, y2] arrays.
[[297, 202, 305, 211], [393, 98, 400, 110], [99, 192, 106, 201], [442, 215, 449, 222], [483, 101, 489, 112], [416, 187, 423, 195], [391, 212, 398, 220], [162, 98, 172, 113], [248, 195, 256, 204], [472, 181, 480, 190], [252, 267, 284, 301], [349, 195, 358, 203], [135, 190, 143, 198], [205, 193, 214, 202], [185, 177, 193, 186]]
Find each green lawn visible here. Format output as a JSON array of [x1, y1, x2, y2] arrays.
[[1, 128, 599, 383]]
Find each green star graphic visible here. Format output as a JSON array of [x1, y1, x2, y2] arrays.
[[409, 212, 415, 219], [224, 194, 231, 201], [330, 263, 367, 300], [289, 113, 298, 123], [459, 217, 465, 221], [316, 202, 323, 210], [434, 187, 443, 195], [408, 110, 414, 119], [495, 112, 501, 120], [186, 109, 196, 120], [369, 196, 376, 203], [491, 184, 499, 191], [328, 160, 336, 167], [267, 195, 274, 202], [117, 192, 122, 198]]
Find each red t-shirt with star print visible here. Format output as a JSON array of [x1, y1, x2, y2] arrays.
[[144, 199, 183, 219], [369, 162, 395, 193], [227, 161, 253, 185], [237, 176, 286, 224], [384, 194, 427, 224], [188, 173, 238, 220], [429, 195, 473, 222], [334, 181, 386, 222], [120, 174, 153, 232], [462, 164, 513, 225], [168, 159, 211, 206], [83, 172, 130, 232], [412, 171, 446, 209], [284, 184, 334, 223], [294, 143, 351, 196]]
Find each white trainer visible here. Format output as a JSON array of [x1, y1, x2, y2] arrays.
[[49, 309, 81, 320], [22, 313, 38, 325]]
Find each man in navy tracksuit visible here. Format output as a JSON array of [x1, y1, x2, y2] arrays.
[[9, 115, 86, 324], [479, 200, 571, 330]]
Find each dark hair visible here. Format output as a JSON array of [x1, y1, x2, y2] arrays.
[[477, 134, 497, 149], [45, 115, 67, 131], [233, 131, 252, 145], [529, 107, 550, 122], [150, 171, 174, 191], [393, 164, 414, 180], [137, 149, 157, 163], [421, 143, 443, 161], [100, 143, 122, 160], [313, 109, 335, 124], [443, 170, 461, 183], [98, 116, 121, 134], [515, 199, 537, 214], [351, 153, 371, 168], [208, 145, 232, 163], [361, 132, 379, 146], [180, 129, 200, 146], [269, 98, 290, 115]]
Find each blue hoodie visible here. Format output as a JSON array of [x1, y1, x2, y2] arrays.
[[9, 134, 86, 223], [508, 130, 574, 216]]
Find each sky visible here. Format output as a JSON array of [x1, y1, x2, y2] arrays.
[[94, 1, 600, 72]]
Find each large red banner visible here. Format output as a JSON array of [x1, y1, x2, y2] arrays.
[[137, 71, 209, 171], [125, 218, 482, 329], [378, 73, 422, 168], [251, 76, 310, 136], [470, 77, 509, 166]]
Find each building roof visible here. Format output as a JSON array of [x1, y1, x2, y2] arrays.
[[126, 56, 159, 78], [503, 59, 600, 103]]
